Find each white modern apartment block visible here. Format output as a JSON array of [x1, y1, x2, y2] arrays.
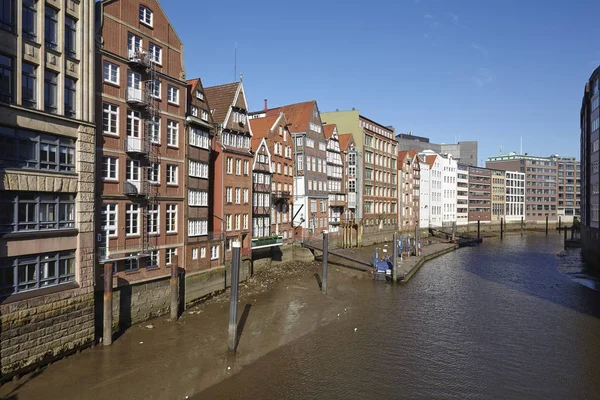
[[505, 171, 525, 222], [457, 164, 469, 225], [422, 150, 443, 227], [419, 158, 431, 229], [440, 153, 458, 226]]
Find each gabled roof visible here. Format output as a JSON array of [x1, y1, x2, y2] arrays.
[[249, 115, 280, 140], [186, 78, 200, 96], [426, 154, 438, 168], [204, 82, 239, 124], [338, 133, 352, 151], [398, 150, 419, 162], [265, 100, 316, 133], [323, 124, 336, 139]]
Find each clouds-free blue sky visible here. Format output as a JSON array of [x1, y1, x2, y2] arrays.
[[162, 0, 599, 165]]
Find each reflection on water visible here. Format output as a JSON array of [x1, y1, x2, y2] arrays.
[[199, 234, 600, 400]]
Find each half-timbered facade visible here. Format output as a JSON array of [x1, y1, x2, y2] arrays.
[[204, 81, 253, 259], [251, 138, 278, 248], [324, 124, 345, 232]]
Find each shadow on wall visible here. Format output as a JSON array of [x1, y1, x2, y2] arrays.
[[113, 277, 132, 342]]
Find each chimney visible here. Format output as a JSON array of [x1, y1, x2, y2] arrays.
[[264, 99, 268, 111]]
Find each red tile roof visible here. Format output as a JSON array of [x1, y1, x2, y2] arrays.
[[249, 115, 279, 140], [186, 78, 200, 98], [266, 100, 316, 133], [323, 124, 336, 139], [426, 154, 437, 168], [251, 137, 263, 152], [203, 82, 239, 124], [338, 133, 352, 151]]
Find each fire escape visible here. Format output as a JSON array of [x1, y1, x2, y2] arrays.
[[99, 49, 159, 264]]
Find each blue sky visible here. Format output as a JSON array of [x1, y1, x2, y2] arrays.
[[162, 0, 599, 165]]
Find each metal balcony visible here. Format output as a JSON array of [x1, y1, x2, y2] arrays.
[[124, 180, 148, 197], [125, 135, 148, 155], [128, 49, 151, 68], [126, 87, 147, 105]]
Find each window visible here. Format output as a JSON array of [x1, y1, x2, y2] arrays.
[[235, 214, 241, 231], [64, 78, 76, 118], [21, 62, 36, 108], [226, 214, 232, 231], [0, 128, 75, 172], [167, 85, 179, 104], [0, 192, 75, 233], [148, 250, 159, 268], [167, 120, 178, 147], [201, 110, 209, 121], [64, 16, 77, 58], [226, 187, 233, 203], [211, 245, 219, 260], [188, 219, 208, 237], [22, 0, 37, 40], [196, 90, 204, 100], [243, 214, 249, 230], [192, 248, 198, 260], [127, 33, 142, 58], [189, 190, 208, 207], [0, 53, 12, 102], [166, 164, 178, 185], [297, 155, 303, 171], [149, 43, 162, 64], [226, 157, 233, 174], [127, 109, 141, 139], [125, 204, 140, 236], [200, 247, 206, 258], [150, 79, 161, 99], [189, 127, 210, 149], [102, 157, 118, 181], [124, 255, 139, 272], [148, 162, 160, 184], [234, 188, 241, 204], [103, 103, 119, 135], [166, 204, 177, 233], [236, 159, 241, 175], [44, 7, 58, 50], [243, 188, 249, 203], [100, 204, 117, 238], [126, 160, 140, 184], [147, 204, 159, 234], [44, 70, 58, 114], [166, 248, 177, 266], [306, 138, 315, 148], [189, 160, 209, 178], [139, 5, 153, 26], [0, 251, 76, 296], [190, 105, 198, 117], [149, 116, 160, 143], [244, 160, 250, 175], [103, 61, 119, 85]]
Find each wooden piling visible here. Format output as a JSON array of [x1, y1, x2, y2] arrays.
[[500, 217, 504, 239], [322, 231, 328, 294], [546, 215, 549, 236], [170, 255, 179, 320], [103, 263, 113, 346], [477, 220, 481, 239], [392, 232, 398, 282], [228, 242, 241, 353], [521, 216, 524, 236]]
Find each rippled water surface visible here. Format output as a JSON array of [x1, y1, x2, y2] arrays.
[[199, 234, 600, 399]]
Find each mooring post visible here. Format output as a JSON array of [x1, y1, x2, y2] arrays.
[[170, 254, 179, 320], [564, 225, 567, 241], [477, 219, 481, 240], [571, 225, 575, 240], [103, 262, 113, 346], [559, 216, 562, 231], [501, 217, 504, 239], [415, 225, 419, 256], [546, 215, 549, 236], [521, 216, 524, 236], [228, 241, 241, 352], [322, 231, 328, 294], [392, 232, 398, 283]]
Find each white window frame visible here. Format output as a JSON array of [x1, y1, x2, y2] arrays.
[[167, 120, 179, 147], [103, 103, 119, 136], [148, 162, 160, 184], [101, 204, 118, 238], [166, 164, 178, 185], [150, 79, 161, 99], [211, 245, 219, 260], [166, 248, 177, 266], [167, 85, 179, 105], [149, 43, 162, 64], [190, 105, 198, 117], [200, 247, 206, 259], [103, 61, 119, 85], [102, 156, 118, 181], [149, 116, 160, 144], [139, 5, 153, 27], [192, 248, 198, 260], [147, 204, 159, 235], [125, 203, 140, 236], [243, 188, 249, 203], [166, 204, 177, 233]]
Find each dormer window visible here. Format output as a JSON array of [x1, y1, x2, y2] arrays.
[[190, 106, 198, 117], [201, 110, 209, 121], [139, 6, 153, 27], [195, 90, 204, 100]]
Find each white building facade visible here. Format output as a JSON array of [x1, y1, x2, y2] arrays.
[[419, 159, 431, 229], [457, 164, 469, 225], [422, 151, 443, 227], [440, 154, 458, 226], [505, 171, 526, 222]]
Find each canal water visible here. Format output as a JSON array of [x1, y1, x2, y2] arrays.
[[199, 234, 600, 399]]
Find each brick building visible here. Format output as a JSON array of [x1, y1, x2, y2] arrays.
[[185, 78, 220, 271], [324, 124, 345, 233], [249, 112, 294, 243], [556, 156, 580, 223], [0, 0, 96, 376], [204, 81, 253, 259], [96, 0, 187, 282], [468, 166, 492, 223], [397, 150, 421, 231], [253, 101, 329, 238]]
